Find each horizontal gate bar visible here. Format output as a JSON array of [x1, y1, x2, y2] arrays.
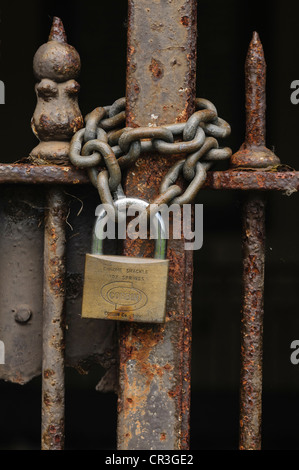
[[0, 164, 298, 192], [204, 170, 297, 192]]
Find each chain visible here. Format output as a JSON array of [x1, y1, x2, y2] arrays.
[[69, 97, 232, 214]]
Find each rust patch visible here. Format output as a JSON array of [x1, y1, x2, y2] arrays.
[[180, 16, 189, 26], [50, 229, 58, 250], [42, 422, 64, 451], [168, 390, 176, 399], [132, 79, 140, 96], [70, 115, 84, 133], [43, 392, 51, 407], [48, 260, 65, 295], [239, 194, 265, 450], [44, 369, 55, 379], [176, 106, 190, 124], [120, 325, 166, 417], [149, 58, 164, 81]]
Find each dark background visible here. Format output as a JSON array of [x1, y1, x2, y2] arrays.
[[0, 0, 299, 450]]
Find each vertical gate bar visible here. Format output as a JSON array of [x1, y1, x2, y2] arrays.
[[232, 33, 280, 450], [30, 17, 81, 451], [240, 192, 266, 450], [42, 187, 67, 450], [118, 0, 197, 450]]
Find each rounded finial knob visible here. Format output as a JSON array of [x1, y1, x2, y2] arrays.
[[33, 17, 81, 83]]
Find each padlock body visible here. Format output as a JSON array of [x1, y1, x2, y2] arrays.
[[82, 254, 169, 323]]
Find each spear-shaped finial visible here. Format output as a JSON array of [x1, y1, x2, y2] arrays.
[[231, 32, 280, 168], [49, 17, 67, 43], [245, 31, 266, 148]]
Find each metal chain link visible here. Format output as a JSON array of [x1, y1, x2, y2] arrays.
[[69, 97, 232, 213]]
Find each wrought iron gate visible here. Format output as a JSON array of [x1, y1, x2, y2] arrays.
[[0, 0, 298, 451]]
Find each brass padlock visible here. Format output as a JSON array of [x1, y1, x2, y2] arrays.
[[82, 198, 169, 323]]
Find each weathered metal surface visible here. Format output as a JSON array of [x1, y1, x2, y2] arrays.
[[231, 33, 278, 450], [126, 1, 196, 128], [0, 187, 44, 384], [30, 17, 83, 165], [239, 193, 265, 451], [1, 165, 299, 192], [117, 0, 196, 450], [231, 32, 280, 169], [0, 164, 90, 184], [204, 170, 298, 193], [0, 185, 117, 389], [42, 188, 67, 450]]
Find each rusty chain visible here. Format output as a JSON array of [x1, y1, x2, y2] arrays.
[[69, 97, 232, 214]]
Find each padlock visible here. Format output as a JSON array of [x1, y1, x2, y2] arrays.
[[81, 198, 169, 323]]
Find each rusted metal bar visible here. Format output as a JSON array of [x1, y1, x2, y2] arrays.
[[204, 170, 297, 192], [42, 187, 67, 450], [34, 18, 80, 451], [232, 32, 280, 450], [0, 164, 89, 183], [0, 164, 298, 192], [117, 0, 197, 450], [239, 192, 265, 450]]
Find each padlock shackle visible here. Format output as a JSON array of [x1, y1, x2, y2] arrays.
[[92, 197, 167, 259]]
